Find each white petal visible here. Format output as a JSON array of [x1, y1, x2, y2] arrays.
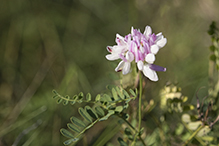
[[143, 26, 152, 37], [137, 61, 144, 70], [122, 62, 131, 75], [126, 52, 134, 62], [115, 61, 125, 72], [143, 65, 158, 81], [157, 38, 167, 48], [116, 34, 126, 46], [156, 32, 163, 40], [151, 45, 159, 54], [145, 53, 155, 64], [106, 54, 120, 60]]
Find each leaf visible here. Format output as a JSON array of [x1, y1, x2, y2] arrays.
[[112, 88, 119, 101], [118, 137, 128, 146], [70, 101, 76, 105], [181, 114, 191, 123], [129, 89, 136, 97], [187, 121, 202, 130], [70, 116, 86, 128], [125, 128, 133, 140], [123, 113, 129, 120], [60, 128, 74, 138], [57, 98, 63, 104], [116, 86, 124, 99], [77, 92, 84, 103], [63, 138, 79, 145], [95, 106, 105, 117], [53, 95, 58, 99], [73, 95, 78, 100], [78, 107, 92, 123], [85, 106, 98, 119], [86, 93, 91, 101], [115, 106, 123, 113], [103, 94, 112, 102], [78, 92, 84, 100], [52, 90, 58, 95], [67, 123, 80, 133], [123, 89, 130, 99], [63, 139, 73, 145], [95, 94, 101, 101]]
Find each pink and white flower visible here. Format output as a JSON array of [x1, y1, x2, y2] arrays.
[[106, 25, 167, 81]]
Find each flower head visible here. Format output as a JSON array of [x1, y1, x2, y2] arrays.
[[106, 26, 167, 81]]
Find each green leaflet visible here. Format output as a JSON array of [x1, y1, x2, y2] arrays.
[[60, 128, 74, 138], [86, 93, 91, 101], [67, 123, 80, 133], [70, 116, 86, 128], [95, 106, 105, 117], [115, 106, 123, 113], [95, 94, 101, 101], [77, 92, 84, 103], [85, 106, 98, 119], [129, 89, 136, 97], [57, 98, 63, 104], [63, 138, 79, 145], [123, 89, 130, 99], [125, 127, 133, 140], [78, 107, 93, 123], [116, 86, 124, 99], [112, 88, 119, 101]]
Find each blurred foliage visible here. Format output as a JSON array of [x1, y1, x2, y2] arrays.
[[1, 0, 219, 145]]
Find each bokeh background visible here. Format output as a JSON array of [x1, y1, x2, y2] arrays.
[[0, 0, 219, 145]]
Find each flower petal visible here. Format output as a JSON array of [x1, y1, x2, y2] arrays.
[[137, 61, 144, 70], [151, 45, 159, 54], [145, 53, 155, 64], [157, 38, 167, 48], [116, 34, 126, 46], [122, 62, 131, 75], [106, 46, 112, 52], [149, 64, 166, 72], [126, 52, 134, 62], [115, 61, 125, 72], [106, 54, 120, 60], [143, 65, 158, 81], [143, 26, 152, 37]]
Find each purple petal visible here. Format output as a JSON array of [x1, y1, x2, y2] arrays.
[[149, 64, 166, 72]]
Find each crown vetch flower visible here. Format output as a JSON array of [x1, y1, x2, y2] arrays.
[[106, 26, 167, 81]]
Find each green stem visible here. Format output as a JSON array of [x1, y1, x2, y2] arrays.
[[138, 72, 143, 135], [183, 125, 204, 146], [132, 72, 145, 146]]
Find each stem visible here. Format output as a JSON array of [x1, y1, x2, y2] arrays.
[[183, 125, 204, 146], [138, 72, 143, 135], [132, 72, 145, 146]]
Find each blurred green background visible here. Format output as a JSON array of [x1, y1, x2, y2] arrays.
[[0, 0, 219, 145]]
